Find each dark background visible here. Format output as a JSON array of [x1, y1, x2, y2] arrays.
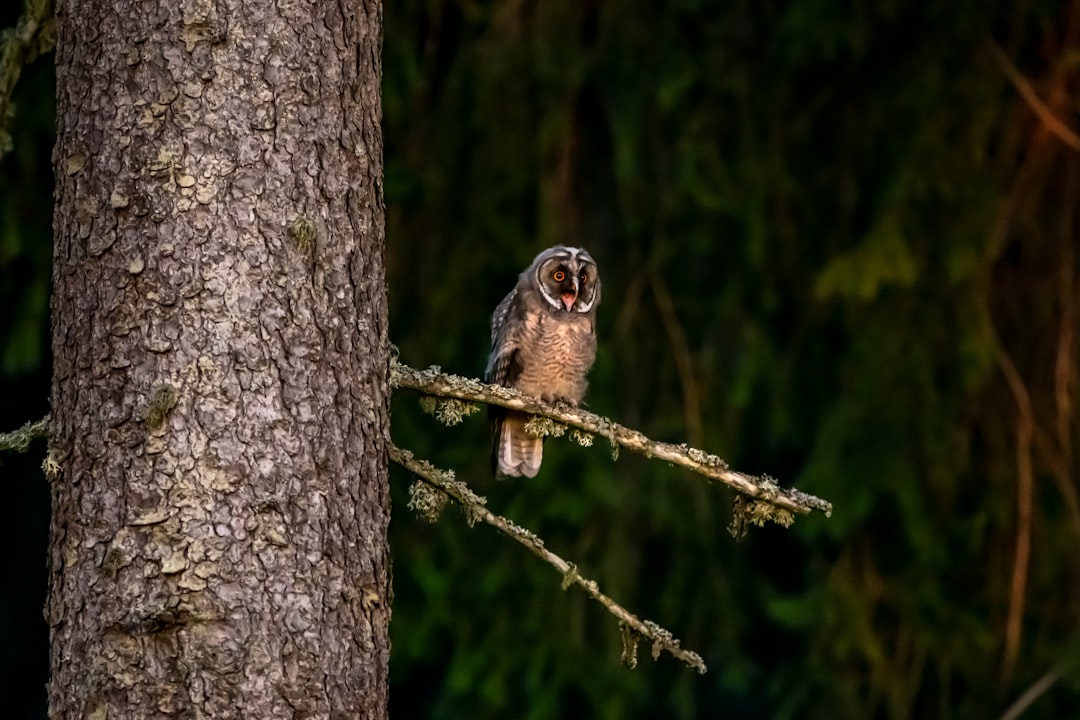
[[3, 1, 1079, 718]]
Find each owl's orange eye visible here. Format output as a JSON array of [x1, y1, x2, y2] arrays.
[[579, 272, 588, 284], [553, 270, 566, 282]]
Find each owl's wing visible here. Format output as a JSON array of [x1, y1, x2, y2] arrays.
[[485, 287, 526, 388], [485, 287, 537, 477]]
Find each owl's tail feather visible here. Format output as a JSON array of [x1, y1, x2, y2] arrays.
[[493, 413, 543, 478]]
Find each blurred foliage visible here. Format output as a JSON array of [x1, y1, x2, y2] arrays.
[[4, 0, 1080, 718], [383, 0, 1080, 718]]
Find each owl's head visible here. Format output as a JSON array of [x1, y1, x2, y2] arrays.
[[530, 246, 600, 314]]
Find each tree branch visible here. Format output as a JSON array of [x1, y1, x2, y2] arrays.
[[999, 662, 1065, 720], [6, 357, 831, 673], [0, 415, 49, 452], [390, 360, 832, 520], [996, 347, 1036, 683], [986, 38, 1080, 154], [388, 442, 708, 673]]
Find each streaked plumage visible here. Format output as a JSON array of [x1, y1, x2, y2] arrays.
[[485, 246, 601, 478]]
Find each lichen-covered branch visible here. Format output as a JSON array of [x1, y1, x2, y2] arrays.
[[0, 0, 56, 158], [388, 443, 708, 673], [391, 361, 832, 519], [0, 415, 49, 452], [7, 357, 824, 671]]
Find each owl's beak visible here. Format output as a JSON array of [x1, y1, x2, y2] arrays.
[[560, 277, 579, 311]]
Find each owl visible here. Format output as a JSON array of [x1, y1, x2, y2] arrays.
[[485, 246, 601, 478]]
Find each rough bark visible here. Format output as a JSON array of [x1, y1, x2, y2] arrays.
[[48, 0, 389, 717]]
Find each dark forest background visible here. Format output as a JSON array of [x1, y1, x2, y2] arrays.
[[3, 1, 1080, 718]]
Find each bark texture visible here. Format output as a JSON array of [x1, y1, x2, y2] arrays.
[[48, 0, 389, 717]]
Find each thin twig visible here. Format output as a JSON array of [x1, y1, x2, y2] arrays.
[[999, 663, 1065, 720], [391, 360, 832, 518], [986, 39, 1080, 153], [997, 349, 1035, 683], [1039, 211, 1080, 540], [388, 442, 708, 673], [1054, 192, 1076, 474]]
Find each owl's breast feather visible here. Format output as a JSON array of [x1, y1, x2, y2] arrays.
[[510, 312, 596, 403]]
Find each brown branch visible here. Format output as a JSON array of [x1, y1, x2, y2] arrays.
[[388, 443, 708, 673], [997, 349, 1036, 683], [1054, 199, 1076, 468], [986, 39, 1080, 153], [1041, 226, 1080, 540], [391, 360, 832, 519]]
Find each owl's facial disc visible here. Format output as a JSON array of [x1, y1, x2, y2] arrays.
[[534, 247, 597, 313]]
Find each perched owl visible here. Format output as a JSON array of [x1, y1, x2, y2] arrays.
[[485, 246, 601, 478]]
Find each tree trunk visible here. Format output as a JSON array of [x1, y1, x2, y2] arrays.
[[47, 0, 389, 716]]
